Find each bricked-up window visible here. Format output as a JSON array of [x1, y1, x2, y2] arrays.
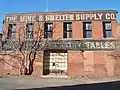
[[83, 22, 92, 38], [103, 22, 112, 38], [44, 23, 53, 38], [26, 23, 34, 39], [63, 22, 72, 38], [8, 24, 16, 40]]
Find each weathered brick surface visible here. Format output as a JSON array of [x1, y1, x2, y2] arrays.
[[112, 21, 118, 38], [1, 11, 119, 77], [72, 21, 83, 39], [0, 52, 43, 76], [67, 51, 84, 76], [53, 22, 63, 40], [92, 21, 103, 39]]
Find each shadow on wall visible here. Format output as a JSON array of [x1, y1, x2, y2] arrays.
[[13, 80, 120, 90]]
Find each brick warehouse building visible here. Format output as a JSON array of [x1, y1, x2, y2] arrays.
[[0, 10, 120, 77]]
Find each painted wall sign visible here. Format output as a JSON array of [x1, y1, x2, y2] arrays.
[[0, 40, 117, 51], [5, 11, 117, 23], [46, 40, 116, 51]]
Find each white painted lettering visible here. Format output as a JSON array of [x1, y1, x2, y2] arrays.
[[81, 14, 85, 20], [5, 12, 116, 23], [85, 42, 91, 49], [90, 42, 96, 49], [94, 14, 99, 20], [55, 15, 60, 20], [97, 13, 103, 20], [95, 42, 101, 49], [100, 42, 105, 49], [20, 16, 25, 22], [70, 14, 74, 20], [50, 15, 54, 21], [6, 16, 17, 23], [104, 42, 110, 49], [66, 14, 70, 20], [45, 15, 50, 21], [109, 42, 115, 49], [106, 13, 111, 20], [27, 16, 32, 22], [75, 14, 80, 20], [5, 17, 9, 23], [14, 16, 17, 23], [111, 13, 116, 19], [85, 14, 90, 20], [89, 14, 94, 20], [32, 16, 36, 22], [39, 15, 44, 21]]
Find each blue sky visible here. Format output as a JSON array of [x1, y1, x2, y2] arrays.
[[0, 0, 120, 32]]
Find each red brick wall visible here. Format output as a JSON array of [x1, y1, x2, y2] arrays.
[[32, 52, 43, 76], [2, 20, 118, 40], [0, 52, 21, 75], [72, 21, 83, 39], [0, 51, 119, 77], [2, 23, 8, 40], [112, 21, 118, 38], [16, 23, 26, 40], [0, 52, 43, 76], [1, 11, 119, 77], [92, 21, 103, 39], [53, 22, 63, 40], [67, 51, 120, 77], [68, 51, 84, 76], [94, 52, 107, 76], [33, 22, 44, 40]]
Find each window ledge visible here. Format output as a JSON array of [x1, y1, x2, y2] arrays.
[[100, 38, 116, 40], [81, 38, 93, 40], [43, 38, 53, 41], [61, 38, 73, 40]]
